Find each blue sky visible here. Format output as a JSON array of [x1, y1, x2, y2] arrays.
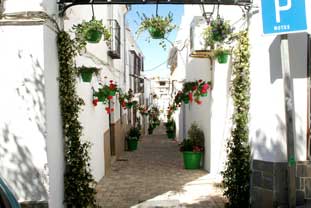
[[126, 5, 184, 78]]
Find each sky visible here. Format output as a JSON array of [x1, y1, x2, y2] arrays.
[[126, 5, 184, 79]]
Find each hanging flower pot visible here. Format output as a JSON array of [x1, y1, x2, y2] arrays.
[[77, 66, 100, 83], [80, 70, 93, 82], [136, 12, 176, 49], [183, 97, 190, 104], [85, 28, 103, 43], [72, 18, 111, 50], [217, 51, 229, 64], [148, 27, 165, 39], [126, 102, 133, 109]]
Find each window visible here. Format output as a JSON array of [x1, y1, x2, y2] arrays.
[[159, 81, 166, 86], [108, 19, 121, 59]]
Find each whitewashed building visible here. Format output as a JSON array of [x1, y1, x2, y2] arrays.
[[0, 2, 144, 207], [170, 1, 311, 207]]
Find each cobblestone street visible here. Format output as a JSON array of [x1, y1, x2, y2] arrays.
[[96, 127, 227, 208]]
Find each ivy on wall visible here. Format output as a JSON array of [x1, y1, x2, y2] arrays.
[[221, 31, 251, 208], [57, 31, 98, 207]]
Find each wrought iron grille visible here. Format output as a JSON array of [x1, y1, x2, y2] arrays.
[[107, 19, 121, 59], [58, 0, 252, 16]]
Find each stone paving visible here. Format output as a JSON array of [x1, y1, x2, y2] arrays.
[[96, 126, 227, 208]]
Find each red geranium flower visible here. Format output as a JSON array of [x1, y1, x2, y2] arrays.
[[105, 107, 111, 114], [189, 92, 193, 102], [195, 100, 203, 105], [108, 95, 113, 100], [92, 99, 99, 106], [198, 79, 202, 83], [192, 86, 198, 91], [202, 83, 209, 90]]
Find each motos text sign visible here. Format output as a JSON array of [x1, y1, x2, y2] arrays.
[[261, 0, 307, 35]]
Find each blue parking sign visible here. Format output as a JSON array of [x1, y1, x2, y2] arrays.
[[261, 0, 307, 35]]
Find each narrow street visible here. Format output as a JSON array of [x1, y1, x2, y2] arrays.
[[96, 126, 227, 208]]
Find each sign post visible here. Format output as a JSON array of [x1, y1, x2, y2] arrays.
[[261, 0, 307, 207]]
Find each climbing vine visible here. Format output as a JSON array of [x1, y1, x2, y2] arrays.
[[57, 31, 98, 207], [221, 31, 251, 208]]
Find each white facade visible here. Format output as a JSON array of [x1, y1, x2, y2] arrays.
[[0, 1, 143, 207], [171, 2, 311, 175], [0, 1, 63, 207]]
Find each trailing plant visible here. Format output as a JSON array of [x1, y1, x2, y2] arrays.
[[165, 118, 176, 133], [203, 16, 232, 47], [136, 12, 176, 49], [93, 80, 118, 114], [173, 80, 210, 106], [73, 18, 111, 51], [119, 89, 136, 109], [221, 31, 251, 208], [57, 31, 98, 208]]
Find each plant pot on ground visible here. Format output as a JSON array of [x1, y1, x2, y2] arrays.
[[179, 123, 204, 169], [77, 66, 100, 82], [127, 127, 141, 151]]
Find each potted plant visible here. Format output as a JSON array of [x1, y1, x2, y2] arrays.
[[204, 16, 232, 43], [77, 66, 100, 82], [93, 81, 118, 114], [73, 18, 111, 49], [165, 119, 176, 139], [213, 47, 231, 64], [127, 127, 141, 151], [179, 123, 204, 169], [137, 12, 176, 39]]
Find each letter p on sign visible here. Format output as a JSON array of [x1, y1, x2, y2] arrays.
[[261, 0, 307, 35], [275, 0, 291, 23]]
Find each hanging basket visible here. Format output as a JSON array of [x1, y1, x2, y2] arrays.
[[183, 98, 190, 104], [217, 52, 229, 64], [80, 70, 93, 82], [85, 29, 103, 43], [126, 103, 133, 109], [148, 27, 165, 39]]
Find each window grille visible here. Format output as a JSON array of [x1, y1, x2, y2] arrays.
[[108, 19, 121, 59]]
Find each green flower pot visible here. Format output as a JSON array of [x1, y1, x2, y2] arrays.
[[183, 98, 190, 104], [126, 103, 133, 109], [128, 138, 138, 151], [109, 91, 116, 96], [201, 92, 208, 97], [85, 29, 102, 43], [167, 131, 175, 139], [217, 52, 229, 64], [148, 27, 165, 39], [80, 70, 93, 82], [183, 151, 202, 169], [95, 93, 105, 102]]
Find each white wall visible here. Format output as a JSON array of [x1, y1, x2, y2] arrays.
[[64, 5, 133, 180], [44, 25, 64, 208], [0, 25, 49, 202], [249, 0, 309, 162]]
